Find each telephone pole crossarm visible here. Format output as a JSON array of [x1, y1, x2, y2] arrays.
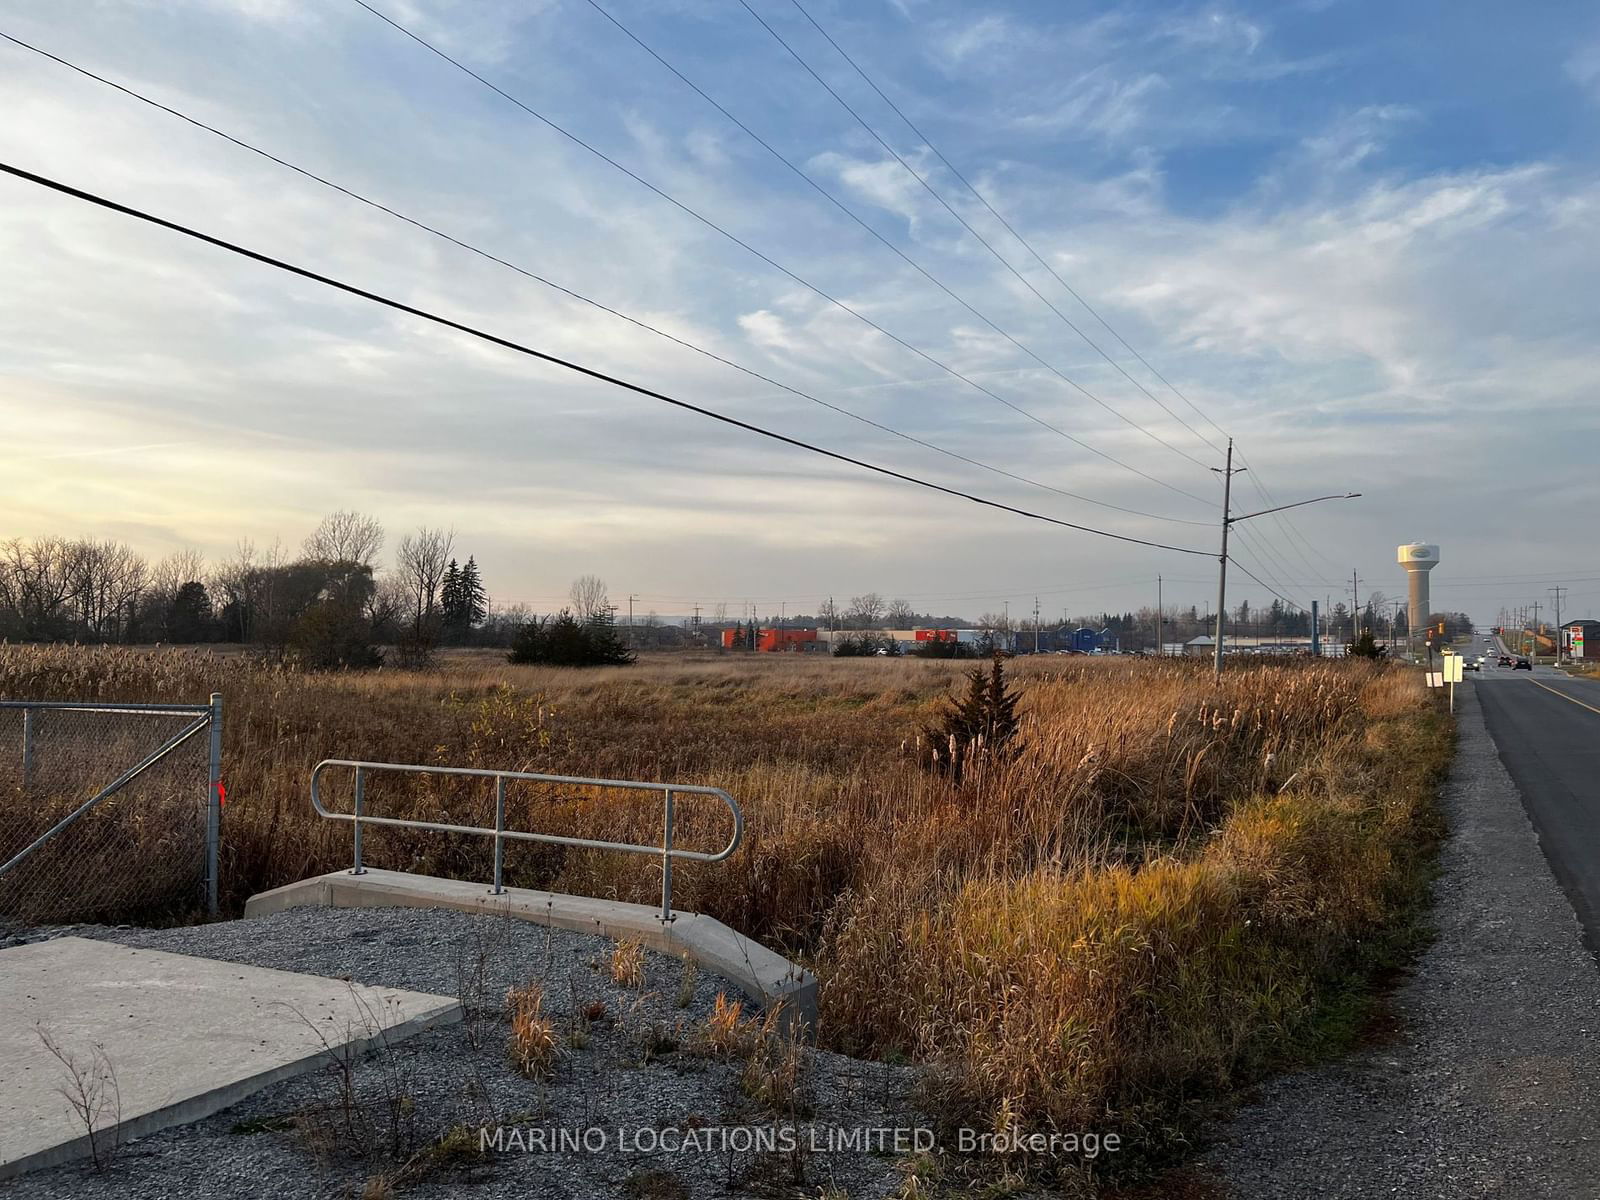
[[1211, 439, 1360, 679]]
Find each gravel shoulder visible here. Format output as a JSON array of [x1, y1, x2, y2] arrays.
[[1204, 681, 1600, 1198], [3, 907, 918, 1200]]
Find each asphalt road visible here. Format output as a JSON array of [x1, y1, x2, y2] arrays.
[[1473, 642, 1600, 955]]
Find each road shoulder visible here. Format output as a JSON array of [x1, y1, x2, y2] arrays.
[[1203, 681, 1600, 1198]]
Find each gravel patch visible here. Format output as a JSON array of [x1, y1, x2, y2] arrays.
[[1203, 682, 1600, 1198], [4, 907, 919, 1199]]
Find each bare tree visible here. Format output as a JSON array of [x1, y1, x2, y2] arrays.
[[846, 592, 885, 629], [886, 597, 917, 628], [67, 540, 147, 641], [304, 511, 385, 568], [366, 573, 409, 638], [817, 597, 839, 630], [0, 537, 76, 637], [210, 540, 260, 643], [569, 575, 608, 623], [396, 527, 454, 657], [147, 549, 205, 602], [140, 548, 207, 641]]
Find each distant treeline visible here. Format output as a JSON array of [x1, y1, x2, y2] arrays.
[[0, 514, 513, 668]]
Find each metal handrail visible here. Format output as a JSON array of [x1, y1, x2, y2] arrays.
[[309, 758, 743, 923]]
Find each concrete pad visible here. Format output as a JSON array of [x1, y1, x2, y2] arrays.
[[0, 937, 460, 1180], [245, 869, 817, 1037]]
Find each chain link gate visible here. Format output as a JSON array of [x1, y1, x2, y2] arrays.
[[0, 695, 221, 932]]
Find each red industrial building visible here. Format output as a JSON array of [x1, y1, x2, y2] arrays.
[[721, 627, 821, 652]]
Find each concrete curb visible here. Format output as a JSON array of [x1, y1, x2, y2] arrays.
[[244, 869, 818, 1037]]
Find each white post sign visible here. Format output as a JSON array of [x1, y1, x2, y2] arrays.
[[1442, 651, 1463, 711]]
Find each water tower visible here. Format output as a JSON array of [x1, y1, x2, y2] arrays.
[[1398, 543, 1439, 657]]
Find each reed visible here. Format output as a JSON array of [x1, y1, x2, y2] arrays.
[[0, 644, 1447, 1154]]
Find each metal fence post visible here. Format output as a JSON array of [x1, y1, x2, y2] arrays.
[[660, 787, 675, 923], [351, 766, 367, 876], [20, 706, 35, 792], [492, 775, 506, 895], [206, 692, 222, 917]]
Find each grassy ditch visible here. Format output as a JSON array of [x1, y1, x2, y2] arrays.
[[0, 645, 1450, 1179]]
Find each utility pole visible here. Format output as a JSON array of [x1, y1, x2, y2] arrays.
[[1550, 586, 1566, 663], [1033, 597, 1041, 655], [627, 594, 637, 648], [1351, 570, 1361, 642], [1213, 438, 1243, 677], [1157, 575, 1163, 658], [1531, 601, 1542, 659], [1206, 451, 1357, 676]]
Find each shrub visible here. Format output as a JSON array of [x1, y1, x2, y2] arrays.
[[1346, 629, 1387, 659], [830, 632, 902, 657], [920, 654, 1021, 779], [507, 609, 635, 667], [912, 637, 975, 659], [609, 940, 645, 989], [289, 600, 383, 670], [506, 982, 559, 1077]]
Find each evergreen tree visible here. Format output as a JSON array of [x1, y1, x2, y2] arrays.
[[584, 605, 635, 665], [1347, 628, 1387, 659], [508, 607, 635, 667], [440, 559, 465, 641], [459, 557, 488, 626], [921, 654, 1022, 779], [166, 581, 214, 643]]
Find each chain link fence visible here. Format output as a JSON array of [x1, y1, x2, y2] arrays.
[[0, 697, 220, 932]]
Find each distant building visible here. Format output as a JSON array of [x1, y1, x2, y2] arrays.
[[1184, 635, 1216, 658], [721, 627, 821, 652], [1563, 620, 1600, 659]]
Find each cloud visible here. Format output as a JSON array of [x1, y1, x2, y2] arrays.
[[2, 0, 1598, 619], [1567, 40, 1600, 102], [737, 309, 798, 352], [1157, 6, 1264, 57]]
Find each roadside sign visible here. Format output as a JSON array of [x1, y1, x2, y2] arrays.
[[1427, 672, 1444, 688], [1444, 655, 1464, 684]]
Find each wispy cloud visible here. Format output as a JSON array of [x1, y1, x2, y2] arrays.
[[0, 0, 1597, 616]]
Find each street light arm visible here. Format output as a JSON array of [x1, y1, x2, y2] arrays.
[[1229, 492, 1361, 524]]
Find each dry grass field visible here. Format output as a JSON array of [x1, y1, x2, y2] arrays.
[[0, 644, 1450, 1170]]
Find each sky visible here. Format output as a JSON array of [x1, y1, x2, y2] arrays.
[[2, 0, 1598, 626]]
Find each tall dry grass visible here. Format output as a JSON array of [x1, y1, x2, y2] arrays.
[[0, 644, 1448, 1157]]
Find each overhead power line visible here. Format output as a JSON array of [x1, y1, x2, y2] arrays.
[[776, 0, 1227, 456], [1230, 558, 1309, 614], [761, 1, 1348, 586], [0, 160, 1216, 557], [1230, 452, 1345, 585], [348, 0, 1215, 512], [770, 1, 1362, 587], [0, 30, 1210, 529], [1230, 527, 1313, 611], [587, 0, 1214, 474]]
